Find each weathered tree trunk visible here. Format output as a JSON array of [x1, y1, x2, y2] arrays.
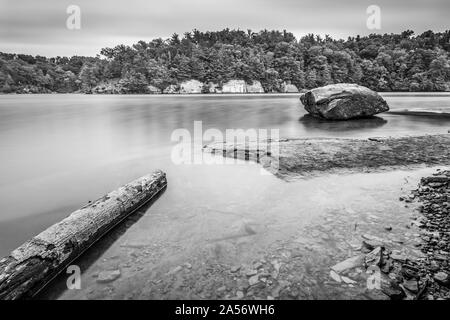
[[0, 170, 167, 300]]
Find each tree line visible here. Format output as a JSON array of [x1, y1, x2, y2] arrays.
[[1, 29, 449, 94]]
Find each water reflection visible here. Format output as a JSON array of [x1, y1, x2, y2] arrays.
[[299, 114, 388, 132]]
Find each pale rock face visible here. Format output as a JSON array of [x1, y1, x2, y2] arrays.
[[222, 80, 265, 93], [163, 84, 179, 94], [180, 80, 203, 94], [92, 80, 122, 94], [147, 85, 161, 94], [282, 82, 299, 93], [246, 80, 264, 93], [300, 83, 389, 120], [445, 82, 450, 92], [222, 80, 247, 93], [206, 82, 221, 93]]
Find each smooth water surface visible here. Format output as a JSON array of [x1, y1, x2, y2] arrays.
[[0, 93, 449, 258]]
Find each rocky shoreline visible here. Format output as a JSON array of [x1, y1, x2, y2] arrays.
[[401, 170, 450, 299], [325, 169, 449, 300]]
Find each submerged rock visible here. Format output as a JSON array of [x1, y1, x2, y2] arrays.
[[329, 270, 342, 282], [380, 274, 405, 300], [331, 254, 365, 273], [300, 83, 389, 120], [248, 275, 259, 286], [365, 247, 383, 267], [403, 279, 419, 293], [434, 272, 450, 287], [97, 269, 121, 283]]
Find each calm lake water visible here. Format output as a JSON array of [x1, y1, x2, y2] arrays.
[[0, 93, 449, 259]]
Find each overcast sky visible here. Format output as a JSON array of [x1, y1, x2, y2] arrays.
[[0, 0, 449, 57]]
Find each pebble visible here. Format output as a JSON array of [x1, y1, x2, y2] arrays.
[[331, 255, 364, 273], [434, 272, 449, 286], [230, 266, 241, 273], [96, 269, 121, 283], [168, 266, 183, 275], [271, 260, 281, 272], [365, 247, 382, 267], [246, 269, 257, 277], [341, 276, 357, 284], [329, 270, 342, 283], [402, 279, 418, 293], [253, 262, 263, 269], [390, 251, 407, 263], [248, 275, 259, 286], [217, 286, 226, 292]]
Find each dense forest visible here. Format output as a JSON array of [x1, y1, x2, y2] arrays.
[[1, 29, 450, 94]]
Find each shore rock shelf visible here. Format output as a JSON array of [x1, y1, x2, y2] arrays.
[[203, 134, 450, 180]]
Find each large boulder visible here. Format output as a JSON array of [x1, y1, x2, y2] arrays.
[[300, 84, 389, 120]]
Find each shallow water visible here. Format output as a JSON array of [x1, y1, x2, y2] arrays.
[[40, 166, 442, 299], [0, 93, 449, 299]]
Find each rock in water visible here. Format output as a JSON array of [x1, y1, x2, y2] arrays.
[[248, 275, 259, 286], [329, 270, 342, 283], [365, 247, 383, 267], [331, 254, 365, 273], [300, 84, 389, 120]]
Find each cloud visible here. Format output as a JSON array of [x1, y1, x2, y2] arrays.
[[0, 0, 448, 56]]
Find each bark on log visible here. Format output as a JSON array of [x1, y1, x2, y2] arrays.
[[0, 170, 167, 300]]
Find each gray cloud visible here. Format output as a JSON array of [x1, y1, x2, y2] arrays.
[[0, 0, 449, 56]]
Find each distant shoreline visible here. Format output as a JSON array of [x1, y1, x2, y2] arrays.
[[1, 91, 450, 96]]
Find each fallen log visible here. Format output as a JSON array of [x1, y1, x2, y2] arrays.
[[0, 170, 167, 300]]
